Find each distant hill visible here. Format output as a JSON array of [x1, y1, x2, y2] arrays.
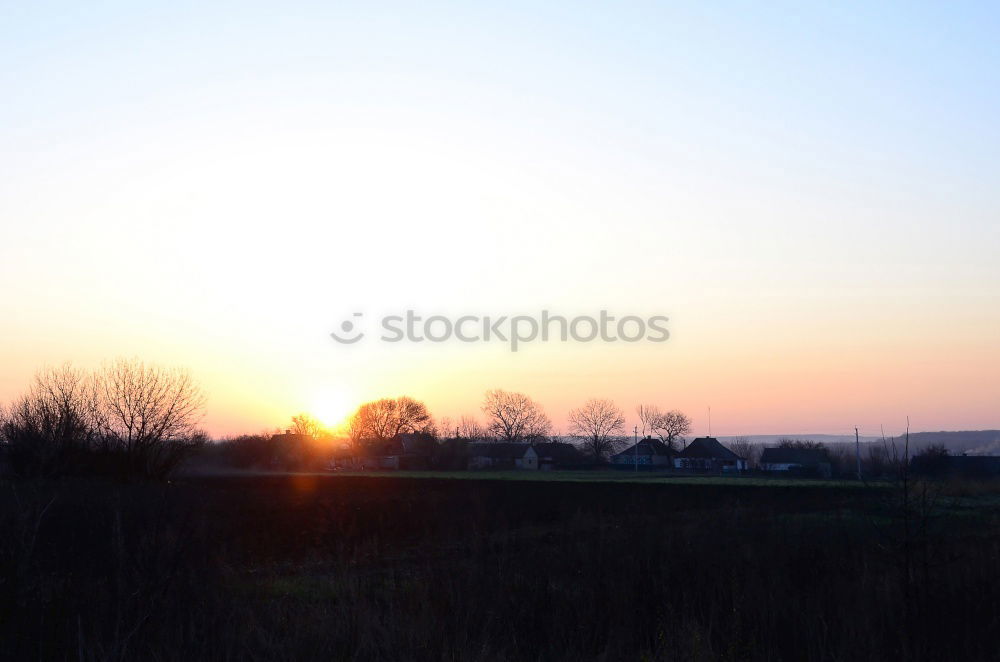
[[716, 434, 880, 445], [717, 431, 1000, 457], [884, 430, 1000, 456]]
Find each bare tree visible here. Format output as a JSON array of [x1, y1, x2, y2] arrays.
[[570, 399, 625, 461], [726, 436, 758, 468], [481, 389, 551, 442], [437, 416, 454, 440], [88, 358, 206, 478], [636, 405, 662, 437], [777, 438, 825, 450], [0, 364, 94, 476], [652, 410, 692, 450], [1, 360, 205, 479], [290, 413, 325, 439], [348, 396, 432, 444], [861, 420, 943, 638], [457, 415, 485, 441]]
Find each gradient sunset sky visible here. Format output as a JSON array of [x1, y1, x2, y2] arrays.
[[2, 2, 998, 437]]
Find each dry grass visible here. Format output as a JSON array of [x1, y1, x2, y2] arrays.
[[2, 475, 999, 661]]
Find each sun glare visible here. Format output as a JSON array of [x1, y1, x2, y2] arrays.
[[310, 387, 354, 429]]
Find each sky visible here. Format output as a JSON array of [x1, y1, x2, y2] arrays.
[[2, 1, 998, 438]]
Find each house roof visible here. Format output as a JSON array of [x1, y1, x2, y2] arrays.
[[532, 442, 584, 463], [468, 442, 534, 459], [680, 437, 742, 460], [397, 433, 436, 455], [760, 447, 829, 465], [612, 438, 677, 459]]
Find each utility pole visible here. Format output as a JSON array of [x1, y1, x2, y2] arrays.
[[634, 425, 639, 472], [855, 427, 862, 480]]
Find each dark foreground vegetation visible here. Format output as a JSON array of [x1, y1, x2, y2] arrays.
[[3, 475, 1000, 661]]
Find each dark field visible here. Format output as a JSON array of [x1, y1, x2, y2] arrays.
[[3, 474, 1000, 661]]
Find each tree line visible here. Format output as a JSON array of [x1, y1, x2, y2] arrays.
[[304, 390, 693, 456], [7, 361, 942, 480], [194, 390, 697, 472], [0, 360, 205, 479], [0, 359, 695, 478]]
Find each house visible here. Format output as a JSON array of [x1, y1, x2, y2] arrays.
[[336, 433, 436, 470], [532, 442, 585, 470], [467, 443, 538, 470], [364, 439, 408, 469], [760, 447, 832, 478], [611, 438, 677, 469], [674, 437, 747, 472]]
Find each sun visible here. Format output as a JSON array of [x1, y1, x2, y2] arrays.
[[309, 387, 354, 429]]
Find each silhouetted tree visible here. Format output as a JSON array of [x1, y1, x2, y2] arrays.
[[437, 417, 454, 440], [290, 413, 325, 439], [348, 396, 432, 444], [481, 389, 551, 442], [211, 432, 274, 468], [777, 439, 831, 461], [2, 360, 205, 479], [652, 410, 692, 450], [570, 399, 625, 461], [0, 364, 94, 476], [88, 358, 206, 479], [777, 438, 826, 452], [457, 415, 486, 441], [636, 405, 662, 437]]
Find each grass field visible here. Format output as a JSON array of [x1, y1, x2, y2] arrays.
[[3, 474, 999, 660], [198, 468, 874, 488]]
